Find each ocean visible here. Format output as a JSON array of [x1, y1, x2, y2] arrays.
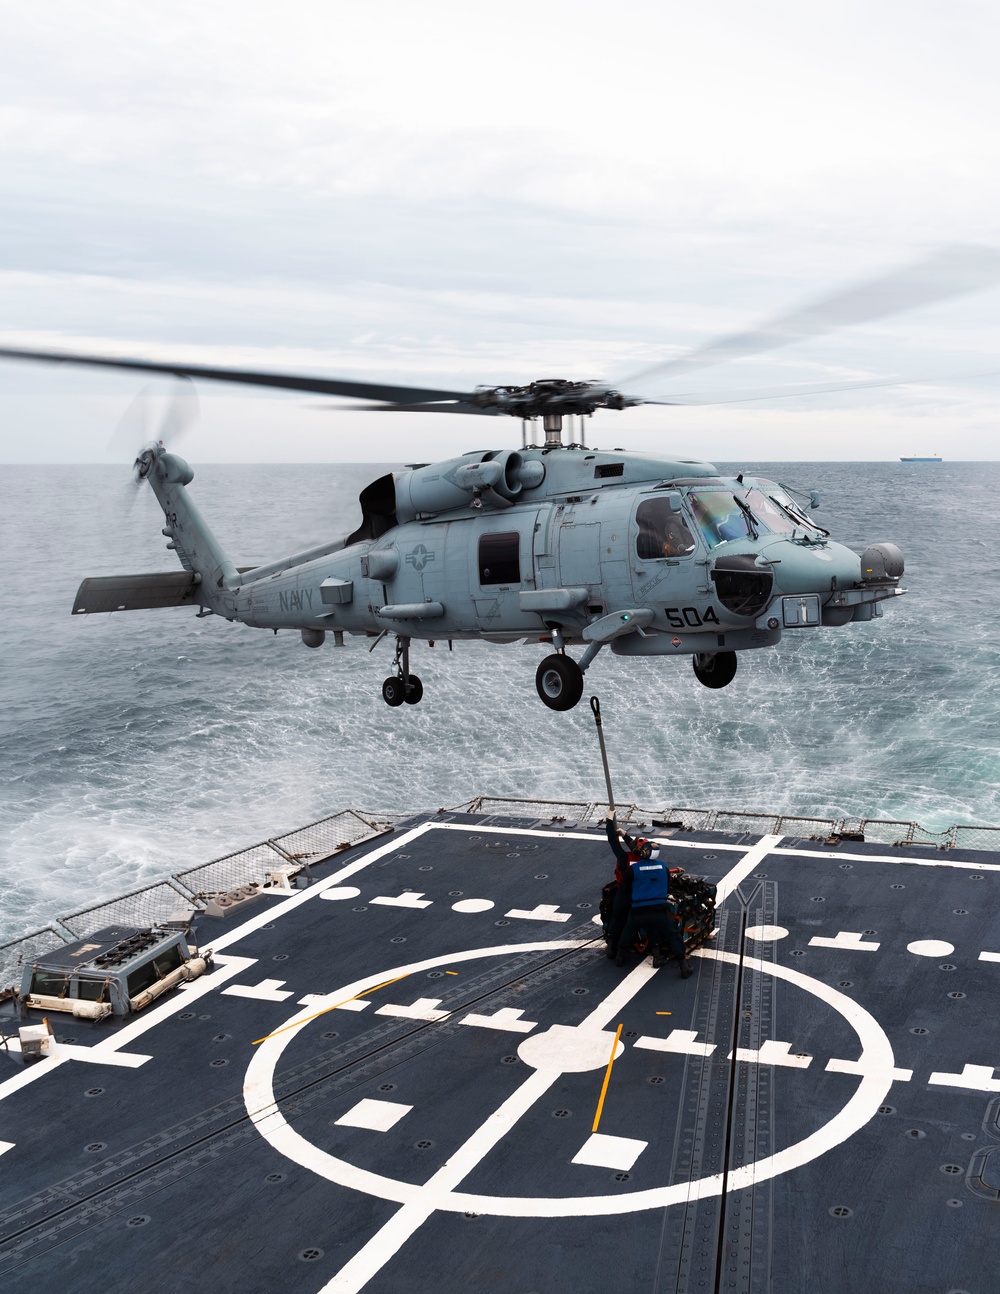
[[2, 458, 997, 943]]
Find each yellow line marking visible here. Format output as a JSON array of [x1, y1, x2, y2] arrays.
[[445, 971, 458, 975], [252, 974, 410, 1045], [655, 1011, 672, 1016], [592, 1023, 624, 1133]]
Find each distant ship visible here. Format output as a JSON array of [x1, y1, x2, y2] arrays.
[[900, 454, 942, 462]]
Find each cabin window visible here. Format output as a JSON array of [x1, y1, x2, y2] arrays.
[[635, 498, 696, 560], [479, 532, 521, 585], [127, 960, 160, 998], [153, 946, 183, 978], [75, 977, 107, 1001], [30, 970, 68, 997]]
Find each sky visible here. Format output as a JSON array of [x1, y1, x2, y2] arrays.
[[2, 0, 1000, 462]]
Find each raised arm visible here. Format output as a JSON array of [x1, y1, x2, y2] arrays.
[[605, 813, 630, 865]]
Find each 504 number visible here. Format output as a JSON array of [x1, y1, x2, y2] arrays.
[[665, 606, 720, 628]]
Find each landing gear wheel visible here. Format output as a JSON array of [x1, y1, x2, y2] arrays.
[[404, 674, 423, 705], [693, 650, 738, 689], [382, 676, 406, 706], [535, 654, 584, 711]]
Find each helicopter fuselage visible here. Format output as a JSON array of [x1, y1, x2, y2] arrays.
[[82, 441, 903, 709]]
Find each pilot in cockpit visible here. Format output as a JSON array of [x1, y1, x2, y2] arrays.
[[661, 525, 695, 558]]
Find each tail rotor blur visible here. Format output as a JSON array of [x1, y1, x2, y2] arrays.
[[107, 378, 199, 480]]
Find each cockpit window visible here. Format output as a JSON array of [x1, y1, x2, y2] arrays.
[[688, 491, 753, 547], [744, 488, 798, 534], [636, 498, 696, 560]]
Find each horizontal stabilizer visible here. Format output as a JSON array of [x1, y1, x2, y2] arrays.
[[72, 572, 203, 615]]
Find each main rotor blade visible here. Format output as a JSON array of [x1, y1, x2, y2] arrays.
[[652, 367, 1000, 406], [0, 345, 475, 406], [619, 245, 1000, 390], [311, 399, 501, 415]]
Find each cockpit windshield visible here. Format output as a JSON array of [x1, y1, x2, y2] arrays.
[[688, 486, 819, 548], [688, 491, 752, 547]]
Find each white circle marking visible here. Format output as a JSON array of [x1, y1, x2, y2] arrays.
[[745, 924, 789, 942], [452, 899, 495, 914], [244, 943, 897, 1217], [320, 887, 362, 901], [906, 939, 954, 957]]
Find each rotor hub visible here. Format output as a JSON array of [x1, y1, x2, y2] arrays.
[[471, 378, 634, 421]]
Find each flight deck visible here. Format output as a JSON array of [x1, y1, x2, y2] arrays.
[[1, 802, 999, 1293]]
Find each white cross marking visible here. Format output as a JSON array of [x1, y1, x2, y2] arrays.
[[375, 998, 448, 1022], [371, 892, 433, 909], [634, 1029, 715, 1057], [461, 1008, 537, 1034], [504, 904, 572, 922], [928, 1063, 1000, 1093], [223, 978, 294, 1002], [808, 931, 881, 951], [729, 1040, 812, 1068], [826, 1057, 912, 1082]]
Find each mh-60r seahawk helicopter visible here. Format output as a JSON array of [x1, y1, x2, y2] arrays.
[[5, 248, 997, 710]]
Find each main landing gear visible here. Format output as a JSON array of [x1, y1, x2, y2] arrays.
[[692, 650, 738, 689], [382, 635, 423, 707], [535, 654, 584, 711]]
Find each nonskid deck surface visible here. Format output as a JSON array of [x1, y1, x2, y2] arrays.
[[1, 813, 999, 1293]]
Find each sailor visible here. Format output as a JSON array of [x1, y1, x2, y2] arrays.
[[603, 812, 635, 960], [607, 817, 692, 978]]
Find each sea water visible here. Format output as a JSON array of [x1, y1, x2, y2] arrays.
[[2, 459, 997, 942]]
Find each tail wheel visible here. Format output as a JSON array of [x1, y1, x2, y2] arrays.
[[404, 674, 423, 705], [535, 654, 584, 711], [693, 650, 738, 689], [382, 676, 406, 706]]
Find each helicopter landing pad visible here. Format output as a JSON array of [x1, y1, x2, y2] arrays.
[[1, 812, 999, 1293]]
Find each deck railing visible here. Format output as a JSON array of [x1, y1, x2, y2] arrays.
[[3, 798, 998, 998]]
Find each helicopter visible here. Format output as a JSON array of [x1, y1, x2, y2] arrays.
[[2, 247, 996, 710]]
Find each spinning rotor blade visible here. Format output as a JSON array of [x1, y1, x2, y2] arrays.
[[315, 400, 501, 415], [619, 245, 1000, 391], [106, 377, 200, 458], [652, 367, 1000, 407], [0, 345, 476, 407]]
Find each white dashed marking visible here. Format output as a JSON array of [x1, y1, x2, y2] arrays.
[[452, 899, 495, 914], [928, 1063, 1000, 1093], [461, 1008, 537, 1034], [634, 1029, 715, 1058], [0, 1141, 13, 1158], [4, 1039, 152, 1069], [375, 998, 448, 1022], [299, 995, 372, 1011], [372, 892, 433, 909], [336, 1099, 413, 1132], [808, 931, 881, 951], [729, 1040, 812, 1069], [826, 1057, 912, 1082], [572, 1133, 648, 1172], [978, 951, 1000, 963], [222, 978, 294, 1002], [907, 940, 955, 957], [505, 904, 572, 923], [321, 887, 362, 902]]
